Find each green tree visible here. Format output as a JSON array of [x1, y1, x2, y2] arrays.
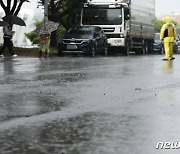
[[37, 0, 86, 47], [155, 18, 164, 33], [0, 0, 30, 16], [38, 0, 85, 29], [24, 20, 42, 45], [155, 18, 177, 33], [25, 20, 66, 46]]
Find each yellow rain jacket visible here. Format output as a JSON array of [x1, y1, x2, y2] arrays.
[[160, 17, 176, 60], [160, 16, 176, 42]]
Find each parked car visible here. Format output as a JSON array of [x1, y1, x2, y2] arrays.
[[151, 33, 178, 54], [151, 33, 164, 54], [57, 26, 108, 56], [175, 37, 180, 53], [174, 27, 180, 53]]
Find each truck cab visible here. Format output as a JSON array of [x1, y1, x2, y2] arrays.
[[81, 0, 129, 48], [81, 0, 155, 55]]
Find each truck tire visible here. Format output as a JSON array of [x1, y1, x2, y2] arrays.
[[126, 43, 130, 55], [142, 44, 148, 55], [123, 41, 130, 55]]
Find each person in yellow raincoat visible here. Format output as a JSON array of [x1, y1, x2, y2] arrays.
[[39, 33, 51, 58], [160, 16, 176, 60]]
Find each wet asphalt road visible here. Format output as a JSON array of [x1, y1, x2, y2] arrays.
[[0, 55, 180, 154]]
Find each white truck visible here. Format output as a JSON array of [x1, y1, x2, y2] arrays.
[[81, 0, 155, 55]]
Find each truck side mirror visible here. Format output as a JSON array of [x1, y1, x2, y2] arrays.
[[124, 7, 130, 20]]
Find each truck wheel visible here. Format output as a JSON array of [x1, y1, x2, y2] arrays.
[[123, 41, 130, 55], [146, 44, 150, 54], [126, 44, 130, 55], [142, 44, 148, 55]]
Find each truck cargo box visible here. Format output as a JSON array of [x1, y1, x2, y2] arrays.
[[130, 0, 155, 39]]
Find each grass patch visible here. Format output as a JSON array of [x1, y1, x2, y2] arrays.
[[0, 46, 58, 57], [49, 47, 58, 54], [14, 47, 58, 54], [14, 47, 39, 52]]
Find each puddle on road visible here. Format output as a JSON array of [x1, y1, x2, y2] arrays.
[[0, 112, 155, 154]]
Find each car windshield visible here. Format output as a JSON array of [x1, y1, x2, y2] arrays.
[[155, 33, 160, 40], [65, 27, 94, 39], [176, 27, 180, 38], [82, 8, 122, 25]]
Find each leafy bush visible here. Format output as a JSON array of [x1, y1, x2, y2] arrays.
[[155, 18, 177, 33], [56, 24, 66, 40], [25, 20, 66, 46], [25, 31, 40, 45]]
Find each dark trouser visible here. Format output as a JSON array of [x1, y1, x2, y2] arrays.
[[0, 37, 14, 55]]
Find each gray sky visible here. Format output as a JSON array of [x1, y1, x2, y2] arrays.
[[156, 0, 180, 17], [23, 1, 38, 9], [23, 1, 43, 19]]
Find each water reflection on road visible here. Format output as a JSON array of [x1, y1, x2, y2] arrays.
[[1, 55, 180, 154], [0, 112, 146, 154]]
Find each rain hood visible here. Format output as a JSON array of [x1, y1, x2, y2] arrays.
[[164, 16, 171, 23]]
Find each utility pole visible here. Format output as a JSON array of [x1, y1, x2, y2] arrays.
[[44, 0, 48, 23]]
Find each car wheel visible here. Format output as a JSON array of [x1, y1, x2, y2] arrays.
[[160, 46, 164, 54], [58, 49, 64, 57], [173, 44, 178, 54], [104, 45, 108, 56], [91, 46, 96, 57]]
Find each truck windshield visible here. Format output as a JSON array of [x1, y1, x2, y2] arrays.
[[82, 8, 122, 25]]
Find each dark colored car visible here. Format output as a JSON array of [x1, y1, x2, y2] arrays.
[[151, 33, 164, 54], [174, 27, 180, 53], [57, 26, 108, 56], [151, 33, 178, 54], [175, 37, 180, 53]]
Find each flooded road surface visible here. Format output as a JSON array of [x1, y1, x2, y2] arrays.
[[1, 55, 180, 154]]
